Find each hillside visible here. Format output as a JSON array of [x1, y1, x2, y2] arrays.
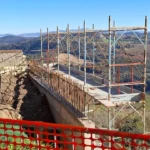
[[0, 32, 150, 92], [0, 36, 40, 52], [0, 35, 34, 44]]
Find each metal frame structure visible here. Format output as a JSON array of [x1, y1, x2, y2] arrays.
[[107, 16, 147, 133], [36, 16, 148, 133]]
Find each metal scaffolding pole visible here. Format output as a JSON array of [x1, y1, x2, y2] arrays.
[[67, 24, 70, 76], [47, 28, 49, 52], [40, 29, 43, 66], [57, 26, 60, 71], [84, 20, 87, 85], [78, 26, 81, 71], [143, 16, 147, 134], [144, 16, 147, 97], [108, 16, 112, 131], [117, 67, 120, 94], [113, 21, 116, 83], [108, 16, 111, 100], [47, 28, 49, 70], [112, 21, 116, 129], [35, 17, 147, 133], [108, 108, 111, 130], [92, 24, 95, 76], [131, 66, 134, 93]]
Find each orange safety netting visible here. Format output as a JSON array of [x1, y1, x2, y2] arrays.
[[0, 118, 150, 150]]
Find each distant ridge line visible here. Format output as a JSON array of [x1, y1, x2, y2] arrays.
[[0, 50, 22, 53]]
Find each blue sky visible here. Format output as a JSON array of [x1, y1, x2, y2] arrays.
[[0, 0, 149, 34]]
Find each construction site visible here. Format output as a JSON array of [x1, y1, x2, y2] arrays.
[[0, 16, 150, 149]]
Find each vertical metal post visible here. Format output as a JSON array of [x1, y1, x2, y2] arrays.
[[72, 138, 75, 150], [84, 20, 87, 85], [113, 21, 116, 83], [57, 26, 59, 71], [66, 27, 68, 68], [144, 16, 147, 96], [47, 28, 49, 70], [40, 29, 43, 66], [92, 24, 95, 76], [108, 108, 111, 129], [108, 108, 112, 149], [143, 102, 146, 134], [67, 24, 70, 76], [36, 133, 40, 150], [131, 66, 133, 93], [118, 66, 120, 94], [108, 16, 112, 133], [112, 23, 115, 130], [143, 16, 147, 134], [46, 50, 48, 70], [47, 28, 49, 52], [108, 16, 111, 100], [54, 135, 57, 148], [78, 26, 81, 71], [83, 21, 87, 116]]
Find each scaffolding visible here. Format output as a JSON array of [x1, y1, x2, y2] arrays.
[[31, 16, 148, 133]]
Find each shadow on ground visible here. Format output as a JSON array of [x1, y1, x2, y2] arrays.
[[12, 72, 55, 123]]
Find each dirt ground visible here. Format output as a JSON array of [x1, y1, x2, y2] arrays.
[[58, 53, 84, 65], [0, 72, 55, 123]]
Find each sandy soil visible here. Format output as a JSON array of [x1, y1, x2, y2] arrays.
[[58, 53, 84, 65]]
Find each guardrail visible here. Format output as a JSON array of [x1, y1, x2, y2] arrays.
[[0, 118, 150, 150], [29, 62, 93, 118]]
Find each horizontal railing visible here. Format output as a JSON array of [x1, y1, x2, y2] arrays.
[[29, 63, 96, 118]]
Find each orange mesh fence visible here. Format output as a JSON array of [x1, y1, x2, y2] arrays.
[[0, 118, 150, 150]]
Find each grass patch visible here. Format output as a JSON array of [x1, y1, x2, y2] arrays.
[[102, 38, 108, 43], [146, 94, 150, 111]]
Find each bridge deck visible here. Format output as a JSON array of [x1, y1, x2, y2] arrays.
[[53, 65, 141, 107]]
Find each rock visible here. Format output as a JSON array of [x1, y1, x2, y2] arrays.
[[0, 104, 22, 119]]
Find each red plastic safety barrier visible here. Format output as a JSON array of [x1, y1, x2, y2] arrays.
[[0, 118, 150, 150]]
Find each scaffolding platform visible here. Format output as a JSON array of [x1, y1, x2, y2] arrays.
[[52, 65, 142, 108], [37, 16, 147, 132]]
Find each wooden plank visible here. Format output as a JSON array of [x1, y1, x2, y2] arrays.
[[98, 100, 115, 107], [111, 62, 144, 67], [111, 82, 144, 86]]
